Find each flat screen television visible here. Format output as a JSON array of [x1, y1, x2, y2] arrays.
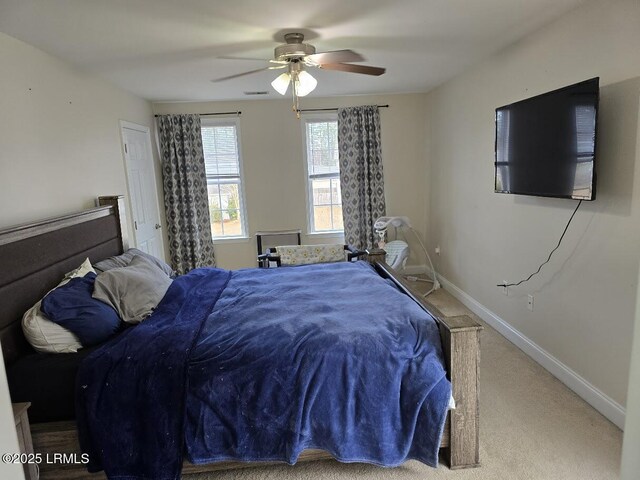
[[494, 77, 599, 200]]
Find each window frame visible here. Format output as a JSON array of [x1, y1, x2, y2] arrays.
[[302, 113, 344, 235], [200, 116, 249, 242]]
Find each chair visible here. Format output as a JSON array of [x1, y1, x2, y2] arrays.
[[255, 230, 301, 259], [257, 244, 366, 268]]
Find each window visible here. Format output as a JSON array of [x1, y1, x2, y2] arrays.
[[304, 116, 343, 233], [201, 119, 247, 239], [495, 109, 511, 192]]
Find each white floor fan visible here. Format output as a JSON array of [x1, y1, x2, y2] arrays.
[[374, 216, 441, 297]]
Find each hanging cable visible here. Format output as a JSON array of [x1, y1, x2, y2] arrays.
[[497, 200, 583, 289]]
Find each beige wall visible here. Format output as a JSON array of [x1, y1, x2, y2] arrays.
[[621, 266, 640, 477], [0, 31, 160, 464], [0, 32, 159, 241], [620, 92, 640, 476], [424, 0, 640, 411], [154, 93, 428, 270]]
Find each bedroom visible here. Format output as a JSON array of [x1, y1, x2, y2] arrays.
[[0, 0, 639, 479]]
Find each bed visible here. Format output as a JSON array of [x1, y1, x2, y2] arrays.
[[0, 196, 482, 479]]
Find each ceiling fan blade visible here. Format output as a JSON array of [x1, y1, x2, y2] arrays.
[[217, 56, 288, 65], [217, 55, 269, 62], [305, 49, 364, 65], [319, 63, 386, 76], [211, 67, 275, 83]]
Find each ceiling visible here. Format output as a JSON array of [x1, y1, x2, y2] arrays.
[[0, 0, 585, 102]]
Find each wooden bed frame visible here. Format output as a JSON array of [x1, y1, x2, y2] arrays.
[[0, 197, 482, 479]]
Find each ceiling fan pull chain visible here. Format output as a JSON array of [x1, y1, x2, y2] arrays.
[[291, 76, 298, 117]]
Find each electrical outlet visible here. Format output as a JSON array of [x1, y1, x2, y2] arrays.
[[435, 245, 440, 256], [502, 281, 508, 296], [527, 294, 534, 311]]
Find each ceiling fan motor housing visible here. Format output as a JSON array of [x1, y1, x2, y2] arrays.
[[275, 33, 316, 60]]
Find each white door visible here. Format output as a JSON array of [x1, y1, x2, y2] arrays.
[[120, 121, 165, 259]]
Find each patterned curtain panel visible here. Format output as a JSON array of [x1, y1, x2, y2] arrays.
[[156, 114, 215, 274], [337, 105, 387, 249]]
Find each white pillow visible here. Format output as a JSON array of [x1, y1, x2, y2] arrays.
[[62, 258, 95, 282], [21, 258, 95, 353]]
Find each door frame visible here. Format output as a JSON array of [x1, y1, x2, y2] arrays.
[[118, 120, 165, 256]]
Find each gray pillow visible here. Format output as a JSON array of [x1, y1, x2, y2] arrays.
[[92, 255, 172, 324], [93, 248, 175, 278]]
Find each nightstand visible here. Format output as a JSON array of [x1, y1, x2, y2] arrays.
[[13, 402, 37, 480]]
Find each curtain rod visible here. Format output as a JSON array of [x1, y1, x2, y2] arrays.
[[154, 111, 241, 117], [154, 105, 389, 116], [296, 104, 389, 113]]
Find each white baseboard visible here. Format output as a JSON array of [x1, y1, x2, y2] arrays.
[[438, 275, 626, 430]]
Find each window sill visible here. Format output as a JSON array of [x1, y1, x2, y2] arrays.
[[212, 236, 250, 244], [307, 231, 345, 238]]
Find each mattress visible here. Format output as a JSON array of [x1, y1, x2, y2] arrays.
[[7, 346, 99, 423]]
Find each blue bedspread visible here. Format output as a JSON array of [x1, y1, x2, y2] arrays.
[[77, 261, 451, 480], [76, 268, 231, 479]]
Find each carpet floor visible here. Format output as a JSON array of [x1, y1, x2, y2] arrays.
[[185, 284, 622, 480]]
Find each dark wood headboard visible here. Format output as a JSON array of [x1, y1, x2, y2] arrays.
[[0, 196, 128, 366]]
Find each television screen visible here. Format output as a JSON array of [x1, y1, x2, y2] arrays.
[[494, 78, 599, 200]]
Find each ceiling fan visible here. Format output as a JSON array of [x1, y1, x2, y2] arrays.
[[212, 33, 386, 115]]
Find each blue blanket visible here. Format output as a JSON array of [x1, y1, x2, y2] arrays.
[[76, 268, 231, 479], [77, 262, 451, 479]]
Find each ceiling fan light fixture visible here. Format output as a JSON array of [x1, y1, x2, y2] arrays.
[[271, 72, 290, 95], [295, 70, 317, 97]]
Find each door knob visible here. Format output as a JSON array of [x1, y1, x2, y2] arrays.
[[155, 224, 162, 230]]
